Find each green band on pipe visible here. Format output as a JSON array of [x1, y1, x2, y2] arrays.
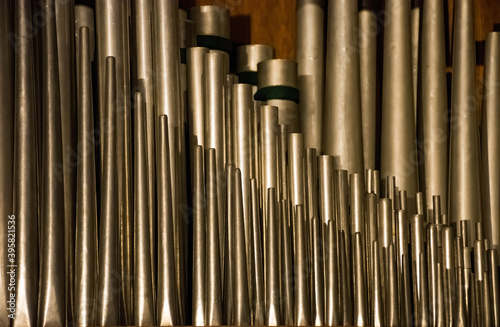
[[236, 71, 258, 86], [180, 48, 187, 64], [254, 85, 300, 104], [197, 35, 232, 54]]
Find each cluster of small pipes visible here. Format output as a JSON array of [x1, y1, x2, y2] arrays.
[[2, 0, 500, 326]]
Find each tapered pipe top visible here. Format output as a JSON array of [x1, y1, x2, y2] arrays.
[[448, 0, 481, 235], [75, 5, 95, 61], [482, 32, 500, 249], [189, 5, 230, 39], [381, 0, 418, 205], [323, 0, 364, 176], [420, 0, 448, 218], [237, 44, 275, 74]]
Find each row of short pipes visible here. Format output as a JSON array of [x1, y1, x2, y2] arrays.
[[1, 0, 500, 326]]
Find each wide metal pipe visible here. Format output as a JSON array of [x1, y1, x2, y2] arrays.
[[448, 0, 481, 240], [39, 1, 66, 324], [12, 1, 38, 326], [420, 0, 448, 218], [236, 44, 275, 92], [323, 0, 364, 176], [95, 1, 133, 322], [482, 32, 500, 250], [257, 59, 300, 132], [157, 115, 179, 326], [296, 0, 324, 150], [192, 145, 206, 326], [359, 0, 377, 170], [133, 92, 155, 326], [97, 57, 119, 326], [205, 148, 223, 326], [189, 6, 230, 53], [0, 1, 14, 326], [266, 188, 281, 326], [132, 0, 157, 287], [74, 26, 98, 327], [380, 0, 418, 209]]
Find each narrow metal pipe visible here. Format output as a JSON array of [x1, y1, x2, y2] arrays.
[[97, 57, 119, 326], [379, 198, 393, 250], [312, 217, 325, 326], [428, 224, 442, 326], [234, 170, 250, 325], [132, 0, 157, 289], [455, 238, 468, 326], [266, 188, 281, 326], [75, 26, 98, 327], [488, 249, 500, 326], [187, 47, 209, 149], [381, 0, 418, 209], [411, 2, 421, 122], [354, 232, 369, 326], [205, 148, 222, 326], [225, 74, 238, 166], [0, 1, 14, 326], [133, 92, 155, 326], [387, 243, 400, 327], [442, 227, 456, 326], [278, 125, 290, 201], [290, 134, 305, 208], [192, 146, 206, 326], [75, 5, 95, 63], [296, 0, 324, 150], [359, 0, 377, 170], [223, 165, 235, 325], [250, 180, 265, 326], [351, 173, 365, 236], [260, 105, 279, 225], [39, 1, 67, 324], [448, 0, 481, 241], [281, 200, 294, 326], [339, 230, 353, 325], [372, 241, 384, 327], [324, 0, 364, 176], [365, 192, 378, 311], [326, 220, 341, 326], [295, 205, 311, 326], [257, 60, 300, 132], [420, 0, 448, 218], [12, 1, 38, 325], [157, 115, 179, 326], [482, 32, 500, 251]]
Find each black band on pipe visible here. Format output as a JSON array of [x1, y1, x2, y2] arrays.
[[196, 35, 232, 54], [254, 85, 300, 104]]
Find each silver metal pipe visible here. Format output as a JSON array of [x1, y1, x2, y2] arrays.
[[187, 47, 209, 150], [12, 1, 38, 325], [354, 232, 369, 326], [296, 0, 324, 150], [281, 200, 294, 326], [223, 165, 235, 325], [133, 92, 155, 326], [351, 173, 365, 236], [381, 0, 418, 208], [157, 115, 179, 326], [379, 198, 393, 250], [132, 0, 157, 288], [482, 32, 500, 251], [75, 26, 98, 327], [266, 188, 281, 326], [455, 238, 468, 326], [236, 44, 275, 93], [95, 1, 133, 322], [365, 192, 378, 311], [189, 6, 230, 40], [442, 227, 455, 326], [97, 57, 119, 326], [448, 0, 481, 240], [192, 146, 206, 326], [205, 148, 222, 326], [420, 0, 448, 218], [324, 0, 364, 176], [250, 180, 265, 326], [234, 170, 251, 325], [0, 1, 14, 325], [278, 124, 290, 201], [290, 134, 305, 208], [225, 74, 238, 166], [488, 249, 500, 326], [312, 217, 325, 326], [359, 1, 377, 170], [319, 156, 335, 226], [260, 105, 279, 225], [339, 230, 353, 325], [39, 1, 66, 323], [326, 220, 341, 326], [205, 51, 226, 267], [257, 60, 300, 132], [295, 205, 311, 326]]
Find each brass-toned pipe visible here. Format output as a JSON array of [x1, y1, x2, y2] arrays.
[[75, 5, 95, 63], [312, 217, 325, 326], [365, 192, 378, 311], [339, 230, 353, 325], [324, 0, 364, 176], [157, 115, 179, 326], [488, 249, 500, 326], [12, 1, 38, 326], [372, 241, 384, 327], [133, 92, 155, 326], [380, 0, 418, 209], [455, 238, 468, 326], [359, 0, 377, 170], [448, 0, 481, 241], [39, 1, 66, 324], [205, 148, 222, 326], [416, 191, 425, 216], [97, 57, 119, 326], [296, 0, 324, 150], [266, 188, 281, 326], [95, 1, 133, 322], [379, 198, 393, 250], [482, 32, 500, 250], [351, 173, 365, 236], [0, 1, 14, 326], [75, 26, 98, 327], [281, 200, 294, 326], [420, 0, 448, 218], [192, 146, 206, 326], [132, 0, 157, 290], [354, 232, 369, 326], [257, 60, 300, 132], [278, 124, 290, 201], [326, 220, 341, 326], [387, 243, 400, 327], [250, 180, 265, 326], [411, 3, 420, 122]]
